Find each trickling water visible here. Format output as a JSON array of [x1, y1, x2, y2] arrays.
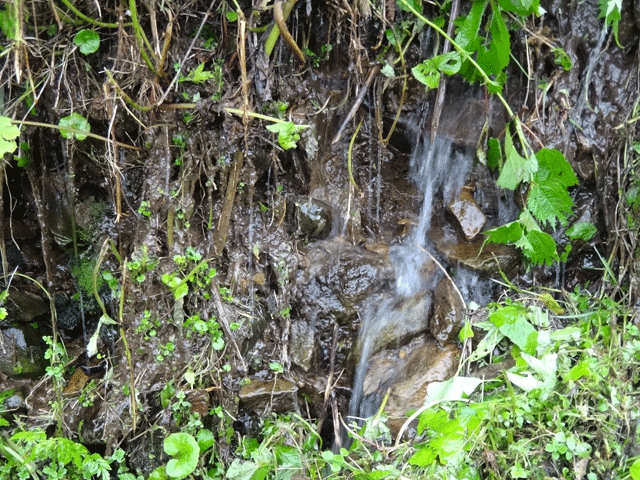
[[347, 133, 475, 428], [393, 135, 472, 297]]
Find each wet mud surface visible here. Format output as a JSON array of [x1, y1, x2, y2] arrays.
[[1, 0, 639, 471]]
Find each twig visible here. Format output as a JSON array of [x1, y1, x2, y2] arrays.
[[333, 65, 380, 145]]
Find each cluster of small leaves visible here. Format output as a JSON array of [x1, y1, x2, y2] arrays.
[[266, 121, 307, 150], [484, 125, 579, 265]]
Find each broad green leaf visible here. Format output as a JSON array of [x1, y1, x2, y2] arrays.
[[523, 229, 559, 265], [490, 305, 538, 355], [519, 352, 557, 397], [486, 137, 502, 170], [425, 377, 483, 404], [266, 122, 306, 150], [484, 220, 523, 245], [458, 321, 474, 341], [630, 457, 640, 480], [566, 222, 597, 241], [477, 8, 510, 75], [497, 0, 540, 15], [412, 52, 460, 90], [497, 130, 537, 189], [59, 113, 91, 141], [73, 29, 100, 55], [528, 177, 574, 227], [455, 0, 487, 51], [196, 429, 215, 452], [0, 3, 17, 40], [0, 115, 20, 157], [535, 148, 578, 188], [164, 433, 199, 479], [398, 0, 422, 14]]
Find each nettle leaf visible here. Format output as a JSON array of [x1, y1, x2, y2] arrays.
[[497, 0, 540, 15], [455, 0, 487, 51], [59, 113, 91, 141], [266, 122, 306, 150], [523, 229, 559, 265], [566, 222, 597, 241], [528, 176, 574, 227], [490, 305, 538, 355], [412, 52, 461, 90], [497, 130, 537, 189], [484, 220, 523, 245], [73, 29, 100, 55], [535, 148, 577, 188], [164, 433, 199, 479], [599, 0, 622, 46], [0, 115, 20, 157], [477, 8, 510, 76]]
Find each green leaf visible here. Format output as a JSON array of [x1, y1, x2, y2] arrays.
[[455, 0, 487, 51], [599, 0, 622, 46], [413, 52, 462, 90], [497, 130, 537, 189], [630, 457, 640, 480], [266, 122, 306, 150], [196, 429, 215, 452], [477, 8, 510, 75], [535, 148, 578, 188], [73, 29, 100, 55], [566, 222, 597, 241], [523, 229, 559, 265], [458, 321, 474, 341], [486, 137, 502, 170], [180, 63, 215, 84], [527, 179, 574, 227], [490, 305, 538, 355], [0, 116, 20, 157], [497, 0, 540, 15], [0, 3, 17, 40], [59, 113, 91, 141], [226, 11, 238, 22], [484, 220, 523, 245], [164, 433, 199, 479]]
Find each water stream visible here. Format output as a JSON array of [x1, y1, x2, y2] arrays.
[[347, 132, 478, 424]]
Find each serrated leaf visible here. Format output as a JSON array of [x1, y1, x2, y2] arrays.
[[59, 113, 91, 141], [566, 222, 597, 241], [523, 229, 559, 265], [534, 148, 577, 188], [73, 29, 100, 55], [497, 130, 537, 189], [477, 8, 510, 75], [484, 220, 523, 245], [486, 137, 502, 170], [599, 0, 622, 46], [266, 122, 306, 150], [455, 0, 487, 51], [528, 178, 574, 227], [497, 0, 540, 15], [0, 116, 20, 157]]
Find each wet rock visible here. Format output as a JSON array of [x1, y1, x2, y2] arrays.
[[353, 291, 433, 363], [429, 220, 519, 275], [239, 377, 298, 414], [127, 429, 167, 477], [447, 186, 487, 241], [431, 277, 465, 346], [4, 290, 48, 325], [290, 321, 316, 371], [0, 327, 45, 378], [385, 341, 459, 418], [294, 198, 332, 240], [293, 237, 394, 330]]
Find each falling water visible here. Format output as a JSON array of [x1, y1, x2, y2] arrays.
[[347, 132, 475, 426]]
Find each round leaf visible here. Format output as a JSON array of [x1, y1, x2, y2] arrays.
[[164, 433, 199, 479], [74, 29, 100, 55], [59, 113, 91, 141]]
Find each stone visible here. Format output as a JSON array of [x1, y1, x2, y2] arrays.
[[294, 198, 332, 240], [353, 291, 433, 364], [429, 220, 519, 275], [239, 377, 298, 414], [0, 327, 45, 378], [447, 186, 487, 241], [385, 340, 459, 418], [430, 277, 465, 346], [290, 321, 316, 371]]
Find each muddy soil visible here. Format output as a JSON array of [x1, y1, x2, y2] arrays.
[[1, 0, 639, 473]]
